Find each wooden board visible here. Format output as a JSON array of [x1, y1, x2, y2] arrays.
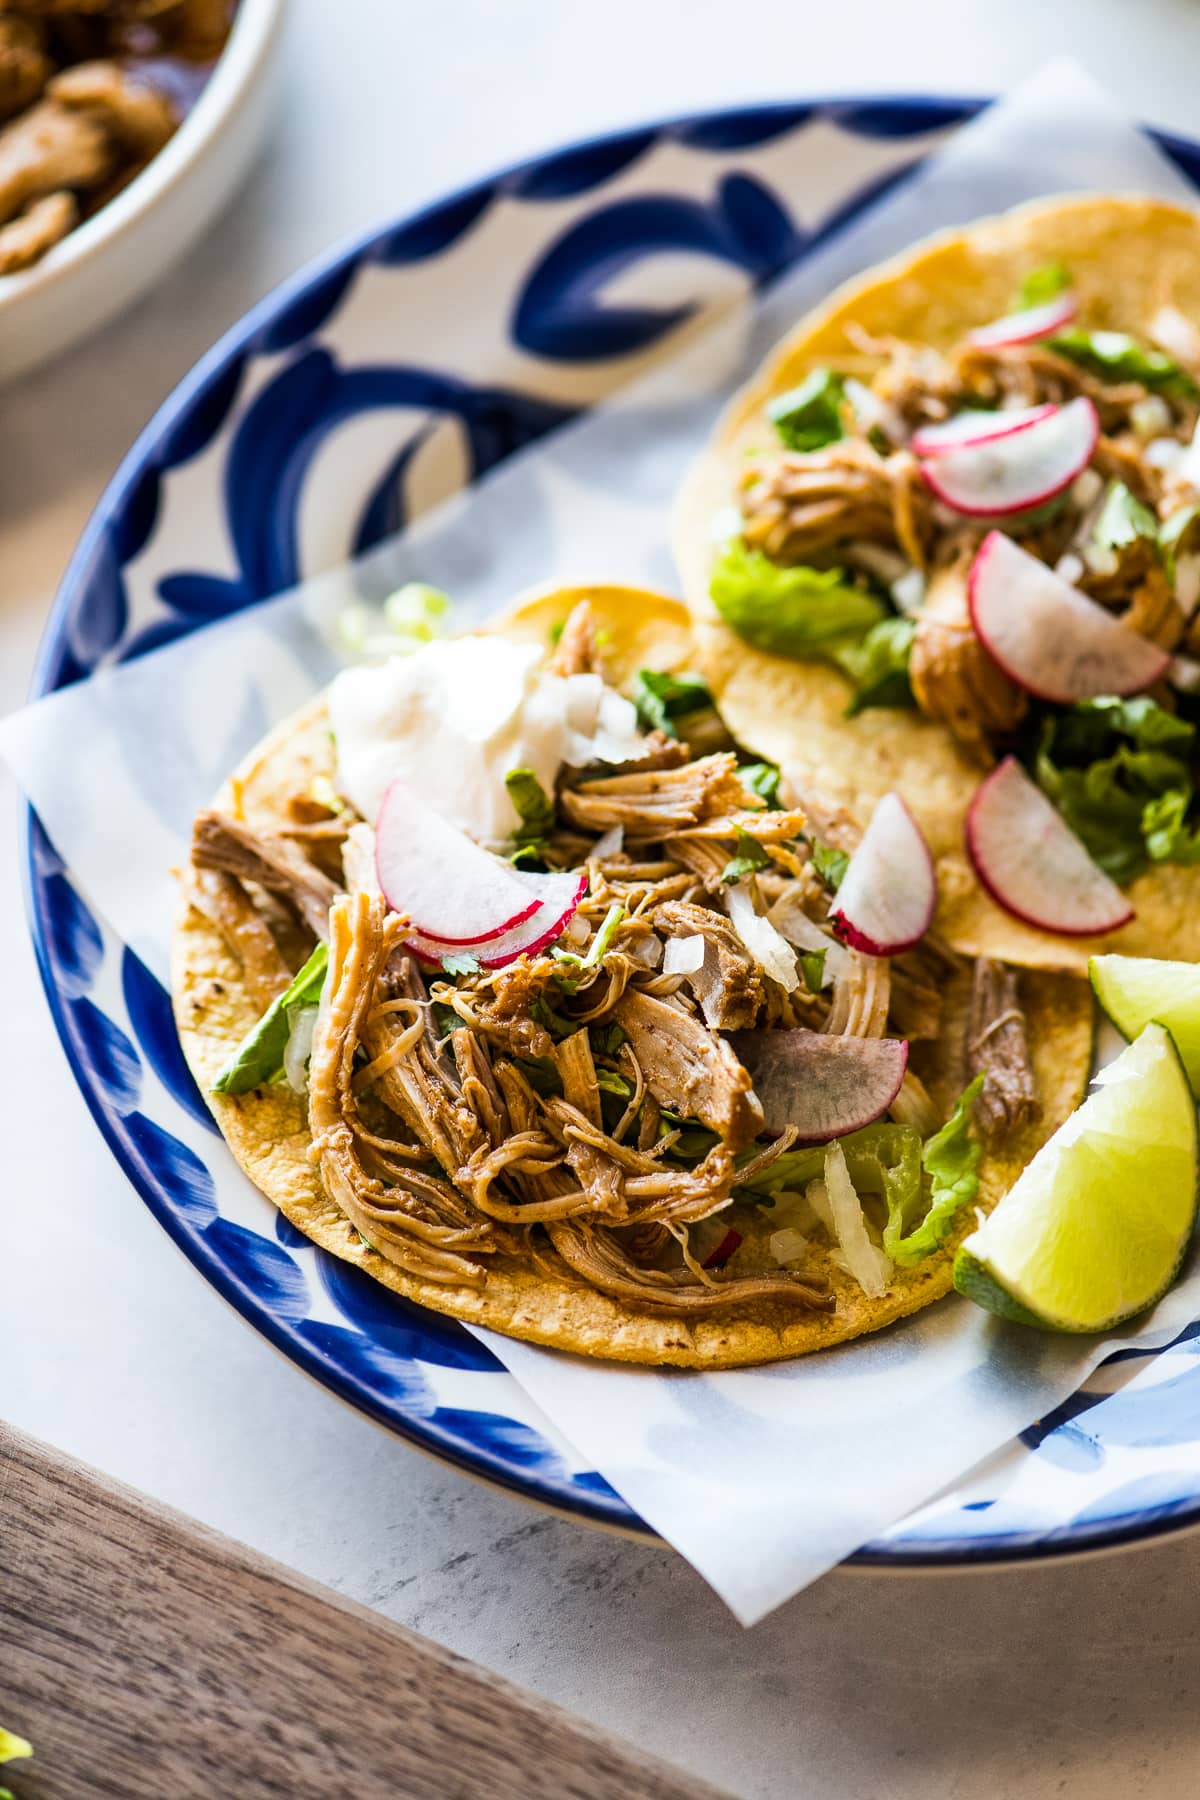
[[0, 1425, 728, 1800]]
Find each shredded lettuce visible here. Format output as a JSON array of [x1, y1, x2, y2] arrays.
[[885, 1076, 984, 1267], [1047, 327, 1199, 399], [799, 947, 827, 992], [739, 759, 782, 807], [832, 616, 917, 717], [1036, 697, 1197, 883], [631, 668, 712, 736], [589, 1021, 627, 1057], [517, 1056, 563, 1096], [505, 766, 555, 844], [1093, 480, 1159, 555], [211, 942, 329, 1096], [0, 1730, 32, 1765], [810, 839, 850, 891], [766, 368, 845, 452], [709, 541, 884, 657], [552, 902, 626, 973], [1161, 502, 1200, 579], [741, 1121, 922, 1220], [1017, 261, 1071, 308], [383, 581, 452, 639], [721, 829, 771, 885]]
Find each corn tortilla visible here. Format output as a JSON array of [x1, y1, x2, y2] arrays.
[[172, 586, 1094, 1367], [674, 194, 1200, 975]]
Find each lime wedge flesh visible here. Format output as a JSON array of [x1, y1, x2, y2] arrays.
[[953, 1024, 1198, 1332], [1089, 952, 1200, 1095]]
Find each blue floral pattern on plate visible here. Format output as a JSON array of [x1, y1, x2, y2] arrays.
[[25, 97, 1200, 1561]]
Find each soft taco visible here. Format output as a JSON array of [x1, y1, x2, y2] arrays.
[[674, 193, 1200, 974], [172, 585, 1092, 1369]]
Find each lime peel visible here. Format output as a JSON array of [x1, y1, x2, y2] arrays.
[[953, 1023, 1198, 1333]]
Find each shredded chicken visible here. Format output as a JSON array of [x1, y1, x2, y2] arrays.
[[613, 989, 764, 1149], [559, 752, 747, 835], [965, 958, 1041, 1145], [187, 868, 292, 1010], [741, 437, 934, 570], [909, 556, 1027, 758], [192, 810, 341, 942], [654, 899, 765, 1029]]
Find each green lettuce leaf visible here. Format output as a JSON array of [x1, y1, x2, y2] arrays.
[[710, 541, 884, 658], [1017, 262, 1071, 308], [739, 1121, 923, 1221], [799, 947, 827, 992], [1036, 697, 1197, 884], [211, 942, 329, 1096], [886, 1076, 984, 1267], [766, 368, 845, 451], [1161, 502, 1200, 579], [552, 902, 626, 973], [832, 616, 917, 717], [1046, 327, 1199, 398], [631, 668, 713, 736]]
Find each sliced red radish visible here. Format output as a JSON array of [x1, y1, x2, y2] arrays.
[[965, 757, 1134, 937], [406, 870, 588, 970], [918, 397, 1098, 517], [729, 1030, 908, 1140], [967, 290, 1078, 349], [910, 403, 1055, 458], [376, 779, 540, 945], [968, 531, 1170, 702], [702, 1227, 743, 1270], [828, 792, 936, 957]]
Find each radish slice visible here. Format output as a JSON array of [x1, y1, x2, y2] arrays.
[[965, 757, 1134, 937], [967, 290, 1078, 349], [910, 404, 1055, 458], [701, 1227, 743, 1270], [729, 1029, 908, 1141], [968, 532, 1170, 702], [406, 870, 588, 970], [918, 397, 1098, 517], [376, 779, 541, 944], [829, 792, 936, 957]]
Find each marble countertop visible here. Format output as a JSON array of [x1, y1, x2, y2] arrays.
[[4, 4, 1200, 1794]]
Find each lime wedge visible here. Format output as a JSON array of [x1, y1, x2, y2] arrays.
[[953, 1024, 1198, 1332], [1089, 953, 1200, 1095]]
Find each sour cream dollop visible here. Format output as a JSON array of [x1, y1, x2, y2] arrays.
[[328, 636, 645, 842]]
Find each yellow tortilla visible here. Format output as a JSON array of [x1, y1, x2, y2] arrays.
[[674, 193, 1200, 975], [172, 586, 1094, 1368]]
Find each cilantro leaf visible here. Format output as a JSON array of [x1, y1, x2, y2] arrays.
[[738, 760, 782, 807], [810, 839, 850, 891], [721, 830, 772, 884], [631, 668, 713, 736]]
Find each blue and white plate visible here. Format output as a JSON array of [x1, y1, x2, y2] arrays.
[[27, 97, 1200, 1563]]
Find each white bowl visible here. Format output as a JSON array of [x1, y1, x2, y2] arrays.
[[0, 0, 287, 386]]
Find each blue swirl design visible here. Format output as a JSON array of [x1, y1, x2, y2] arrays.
[[26, 94, 1200, 1563], [512, 182, 802, 362]]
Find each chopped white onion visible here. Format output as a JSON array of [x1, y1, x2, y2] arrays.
[[822, 1141, 891, 1299], [1070, 467, 1104, 510], [1053, 551, 1085, 586], [709, 503, 743, 546], [1145, 436, 1187, 473], [726, 883, 800, 991], [1083, 540, 1119, 578], [1131, 395, 1173, 440], [564, 912, 591, 946], [891, 568, 926, 616], [844, 376, 907, 446], [662, 935, 706, 976], [769, 1228, 810, 1267], [591, 824, 624, 860], [1176, 553, 1200, 621], [805, 1178, 834, 1234], [765, 893, 846, 988], [626, 932, 663, 970], [1149, 304, 1200, 368], [1170, 652, 1200, 694], [283, 1004, 320, 1095]]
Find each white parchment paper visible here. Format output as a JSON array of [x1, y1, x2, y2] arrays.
[[6, 63, 1200, 1623]]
